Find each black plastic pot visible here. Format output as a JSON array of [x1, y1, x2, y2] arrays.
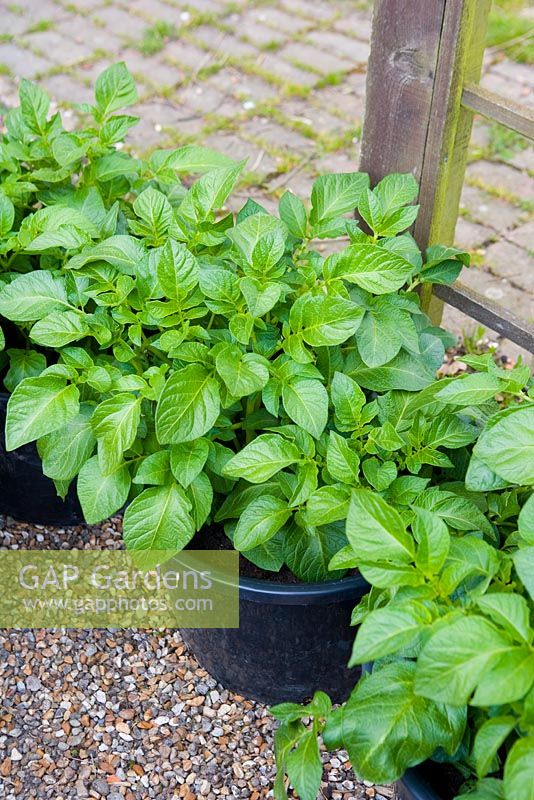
[[0, 393, 84, 525], [181, 572, 369, 704], [396, 766, 452, 800]]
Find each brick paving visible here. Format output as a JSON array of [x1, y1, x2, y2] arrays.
[[1, 0, 532, 355]]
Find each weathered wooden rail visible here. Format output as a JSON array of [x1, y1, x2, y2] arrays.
[[359, 0, 534, 353]]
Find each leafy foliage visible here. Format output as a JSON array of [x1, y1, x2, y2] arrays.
[[273, 397, 534, 800], [0, 64, 480, 579]]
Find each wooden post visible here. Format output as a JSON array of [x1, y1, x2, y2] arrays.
[[359, 0, 491, 322]]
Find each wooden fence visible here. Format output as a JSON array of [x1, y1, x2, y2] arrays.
[[359, 0, 534, 353]]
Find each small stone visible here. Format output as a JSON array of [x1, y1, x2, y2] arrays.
[[26, 675, 42, 692], [95, 690, 106, 704], [10, 748, 22, 762]]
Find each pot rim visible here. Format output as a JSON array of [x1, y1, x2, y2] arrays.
[[238, 572, 369, 603]]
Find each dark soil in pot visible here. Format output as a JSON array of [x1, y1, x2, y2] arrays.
[[0, 393, 84, 525], [183, 525, 369, 705], [396, 763, 466, 800]]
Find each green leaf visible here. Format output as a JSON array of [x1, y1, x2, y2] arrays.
[[473, 716, 516, 778], [514, 547, 534, 600], [6, 376, 80, 450], [170, 439, 210, 488], [474, 406, 534, 485], [358, 188, 384, 232], [133, 451, 171, 486], [152, 145, 235, 174], [92, 394, 142, 474], [412, 507, 450, 576], [358, 307, 402, 367], [346, 489, 415, 562], [123, 483, 194, 550], [0, 193, 15, 236], [327, 431, 360, 484], [95, 61, 138, 118], [465, 455, 511, 492], [19, 78, 49, 134], [227, 213, 287, 271], [305, 485, 350, 525], [347, 349, 435, 392], [223, 434, 301, 483], [30, 310, 90, 348], [373, 173, 419, 215], [415, 616, 512, 705], [331, 371, 366, 430], [132, 187, 172, 239], [282, 378, 328, 439], [180, 162, 244, 221], [239, 277, 281, 318], [234, 495, 292, 550], [240, 528, 286, 573], [216, 346, 269, 398], [472, 646, 534, 706], [38, 404, 95, 482], [503, 736, 534, 800], [0, 272, 69, 322], [362, 458, 397, 491], [77, 456, 131, 524], [460, 779, 505, 800], [285, 523, 346, 582], [4, 349, 46, 393], [156, 365, 221, 444], [291, 294, 364, 346], [324, 244, 414, 294], [435, 373, 502, 405], [67, 235, 147, 275], [187, 472, 213, 530], [286, 730, 323, 800], [310, 172, 369, 223], [279, 190, 307, 238], [350, 601, 432, 664], [519, 495, 534, 544], [323, 662, 466, 784], [157, 240, 199, 300], [476, 593, 532, 643]]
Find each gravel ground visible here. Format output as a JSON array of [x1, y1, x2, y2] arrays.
[[0, 516, 395, 800]]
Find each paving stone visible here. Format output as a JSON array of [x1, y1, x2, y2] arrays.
[[40, 74, 94, 106], [203, 133, 278, 177], [306, 30, 370, 64], [467, 160, 534, 202], [509, 221, 534, 250], [235, 15, 288, 48], [333, 11, 372, 41], [229, 74, 278, 103], [242, 117, 315, 153], [510, 147, 534, 172], [280, 42, 352, 75], [0, 43, 51, 78], [279, 98, 346, 135], [193, 28, 258, 60], [163, 40, 210, 70], [127, 101, 204, 149], [252, 7, 310, 34], [257, 53, 317, 88], [54, 18, 124, 54], [177, 82, 241, 117], [314, 85, 366, 121], [492, 59, 534, 89], [454, 217, 495, 250], [93, 7, 148, 40], [120, 50, 185, 88], [1, 13, 29, 36], [460, 185, 524, 231], [281, 0, 337, 21], [484, 240, 534, 293], [125, 0, 181, 21], [22, 30, 95, 65], [481, 71, 534, 107], [459, 264, 534, 321]]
